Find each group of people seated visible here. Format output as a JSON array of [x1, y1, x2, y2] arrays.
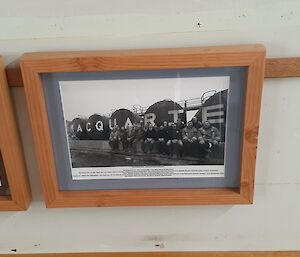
[[108, 117, 222, 159]]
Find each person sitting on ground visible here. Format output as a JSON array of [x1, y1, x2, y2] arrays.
[[182, 121, 198, 156], [198, 120, 221, 157], [167, 123, 183, 157], [144, 123, 157, 153]]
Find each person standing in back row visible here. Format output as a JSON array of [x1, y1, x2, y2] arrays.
[[118, 126, 127, 151], [132, 122, 145, 153], [109, 125, 119, 150], [125, 124, 135, 152], [191, 116, 202, 129], [156, 124, 168, 154]]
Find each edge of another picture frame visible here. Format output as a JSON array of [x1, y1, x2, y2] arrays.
[[0, 56, 31, 211]]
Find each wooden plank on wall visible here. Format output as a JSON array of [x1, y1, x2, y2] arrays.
[[6, 60, 23, 87], [265, 58, 300, 78], [5, 57, 300, 87], [0, 251, 300, 257]]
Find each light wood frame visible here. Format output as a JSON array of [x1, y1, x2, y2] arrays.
[[20, 45, 265, 208], [0, 57, 31, 211], [8, 57, 300, 87]]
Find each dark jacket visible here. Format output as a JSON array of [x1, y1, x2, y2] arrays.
[[170, 127, 182, 140], [157, 128, 168, 140], [145, 128, 157, 139]]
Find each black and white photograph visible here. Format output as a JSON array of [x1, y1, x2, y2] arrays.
[[60, 74, 229, 180]]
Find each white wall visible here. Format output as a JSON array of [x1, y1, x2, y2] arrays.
[[0, 0, 300, 253]]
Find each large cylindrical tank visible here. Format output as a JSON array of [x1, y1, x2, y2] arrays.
[[110, 108, 141, 129], [86, 114, 110, 140], [70, 118, 88, 140], [194, 89, 228, 141], [144, 100, 186, 126]]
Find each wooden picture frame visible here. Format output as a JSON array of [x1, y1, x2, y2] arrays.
[[20, 45, 265, 208], [0, 57, 31, 211]]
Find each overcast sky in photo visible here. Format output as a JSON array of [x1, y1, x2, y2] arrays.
[[60, 75, 229, 121]]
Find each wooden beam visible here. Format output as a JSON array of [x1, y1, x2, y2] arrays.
[[6, 59, 22, 87], [5, 57, 300, 87], [265, 57, 300, 78], [0, 251, 299, 257]]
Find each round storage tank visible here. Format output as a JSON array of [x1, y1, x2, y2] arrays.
[[110, 108, 141, 129], [194, 89, 228, 141], [144, 100, 186, 126], [86, 114, 110, 140], [70, 118, 88, 140]]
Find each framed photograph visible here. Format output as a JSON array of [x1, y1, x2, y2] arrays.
[[0, 57, 31, 211], [20, 45, 265, 208]]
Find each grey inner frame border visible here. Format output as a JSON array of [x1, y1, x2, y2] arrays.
[[41, 67, 247, 191]]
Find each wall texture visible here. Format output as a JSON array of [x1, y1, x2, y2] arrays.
[[0, 0, 299, 253]]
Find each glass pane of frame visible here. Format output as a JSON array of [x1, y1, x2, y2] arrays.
[[41, 67, 247, 191]]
